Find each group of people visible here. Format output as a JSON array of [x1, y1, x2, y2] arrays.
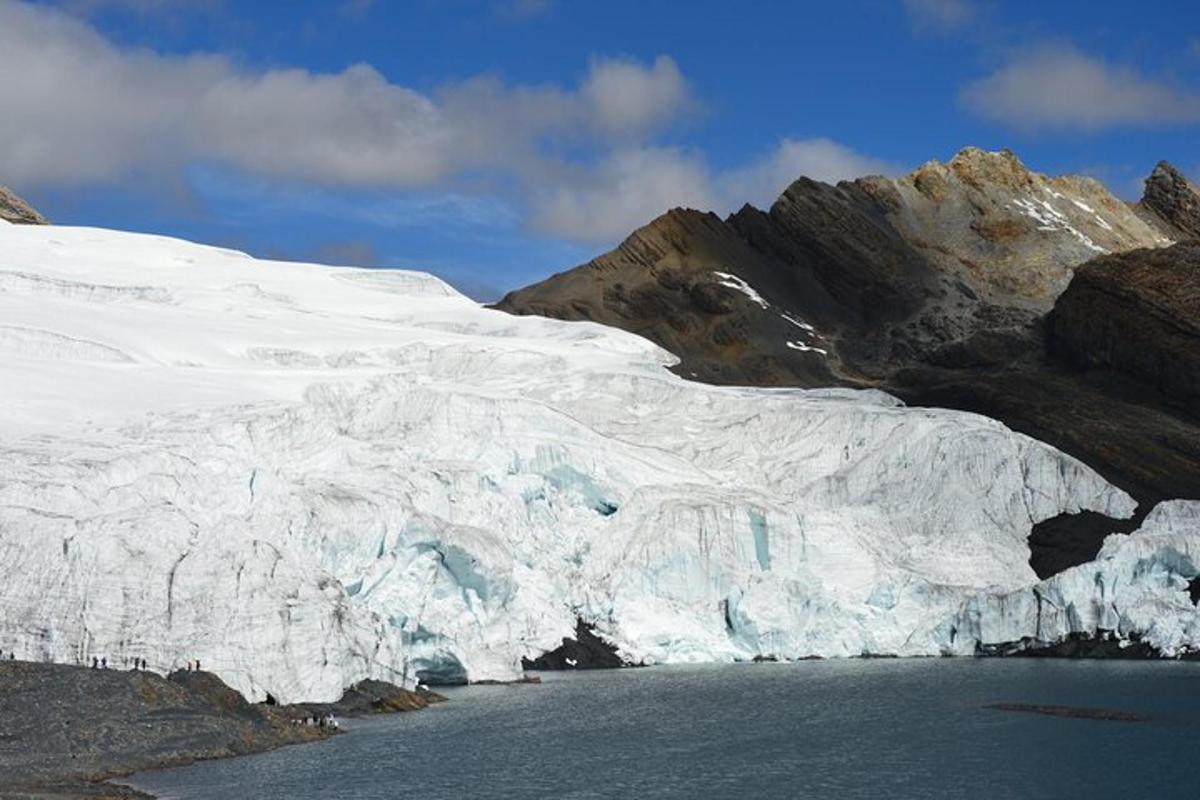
[[86, 656, 204, 672], [295, 713, 340, 730], [0, 648, 15, 661], [91, 656, 146, 670]]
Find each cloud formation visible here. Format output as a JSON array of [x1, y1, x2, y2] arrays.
[[526, 139, 896, 242], [719, 138, 897, 208], [961, 45, 1200, 131], [0, 1, 892, 242]]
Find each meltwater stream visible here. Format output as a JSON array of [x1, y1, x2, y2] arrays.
[[125, 659, 1200, 799]]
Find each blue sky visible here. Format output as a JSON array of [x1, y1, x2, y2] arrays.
[[4, 0, 1199, 298]]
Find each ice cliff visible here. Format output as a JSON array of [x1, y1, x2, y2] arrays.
[[0, 220, 1194, 702]]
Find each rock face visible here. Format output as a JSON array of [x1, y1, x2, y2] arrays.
[[1050, 242, 1200, 414], [1137, 161, 1200, 241], [497, 150, 1200, 576], [0, 185, 47, 225], [498, 148, 1172, 388]]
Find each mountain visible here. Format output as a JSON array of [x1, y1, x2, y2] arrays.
[[498, 149, 1172, 385], [0, 185, 47, 225], [6, 218, 1196, 701], [1050, 242, 1200, 417], [1136, 161, 1200, 241], [496, 149, 1200, 572]]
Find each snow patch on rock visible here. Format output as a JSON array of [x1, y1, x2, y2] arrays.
[[712, 271, 769, 309]]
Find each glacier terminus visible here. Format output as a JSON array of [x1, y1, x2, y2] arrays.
[[1, 218, 1197, 703]]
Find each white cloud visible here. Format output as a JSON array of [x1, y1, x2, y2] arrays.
[[903, 0, 975, 32], [580, 56, 692, 137], [718, 138, 898, 209], [0, 1, 893, 244], [528, 148, 716, 241], [0, 2, 693, 188], [960, 45, 1200, 131], [529, 140, 899, 242]]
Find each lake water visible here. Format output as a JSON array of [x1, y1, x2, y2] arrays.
[[124, 659, 1200, 799]]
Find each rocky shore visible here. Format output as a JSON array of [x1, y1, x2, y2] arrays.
[[0, 661, 444, 800]]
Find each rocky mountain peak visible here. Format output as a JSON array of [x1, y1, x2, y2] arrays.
[[0, 185, 48, 225], [945, 146, 1034, 191], [868, 147, 1168, 307], [1140, 161, 1200, 241]]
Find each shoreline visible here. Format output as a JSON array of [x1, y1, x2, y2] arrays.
[[7, 638, 1196, 799], [0, 661, 444, 800]]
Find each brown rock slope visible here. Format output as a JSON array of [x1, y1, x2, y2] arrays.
[[499, 148, 1174, 386], [0, 185, 47, 225], [497, 149, 1200, 576], [1050, 243, 1200, 414]]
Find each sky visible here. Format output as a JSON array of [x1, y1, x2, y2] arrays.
[[3, 0, 1199, 299]]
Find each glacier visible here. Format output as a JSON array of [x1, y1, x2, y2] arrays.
[[0, 218, 1196, 703]]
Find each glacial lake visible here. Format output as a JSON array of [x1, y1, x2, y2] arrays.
[[124, 659, 1200, 799]]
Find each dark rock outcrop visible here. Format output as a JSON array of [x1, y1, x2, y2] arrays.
[[497, 151, 1200, 579], [293, 678, 446, 716], [1027, 510, 1142, 580], [0, 185, 47, 225], [1137, 161, 1200, 241], [976, 630, 1200, 661], [521, 619, 633, 671], [1049, 242, 1200, 414]]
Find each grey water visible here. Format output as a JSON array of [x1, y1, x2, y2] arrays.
[[125, 659, 1200, 799]]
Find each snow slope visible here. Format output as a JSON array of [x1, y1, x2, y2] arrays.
[[0, 220, 1193, 702]]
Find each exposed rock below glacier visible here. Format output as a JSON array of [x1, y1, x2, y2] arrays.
[[0, 221, 1163, 698], [1136, 161, 1200, 241], [1049, 242, 1200, 414], [954, 501, 1200, 658], [521, 619, 632, 670], [0, 185, 47, 225], [497, 152, 1200, 570]]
